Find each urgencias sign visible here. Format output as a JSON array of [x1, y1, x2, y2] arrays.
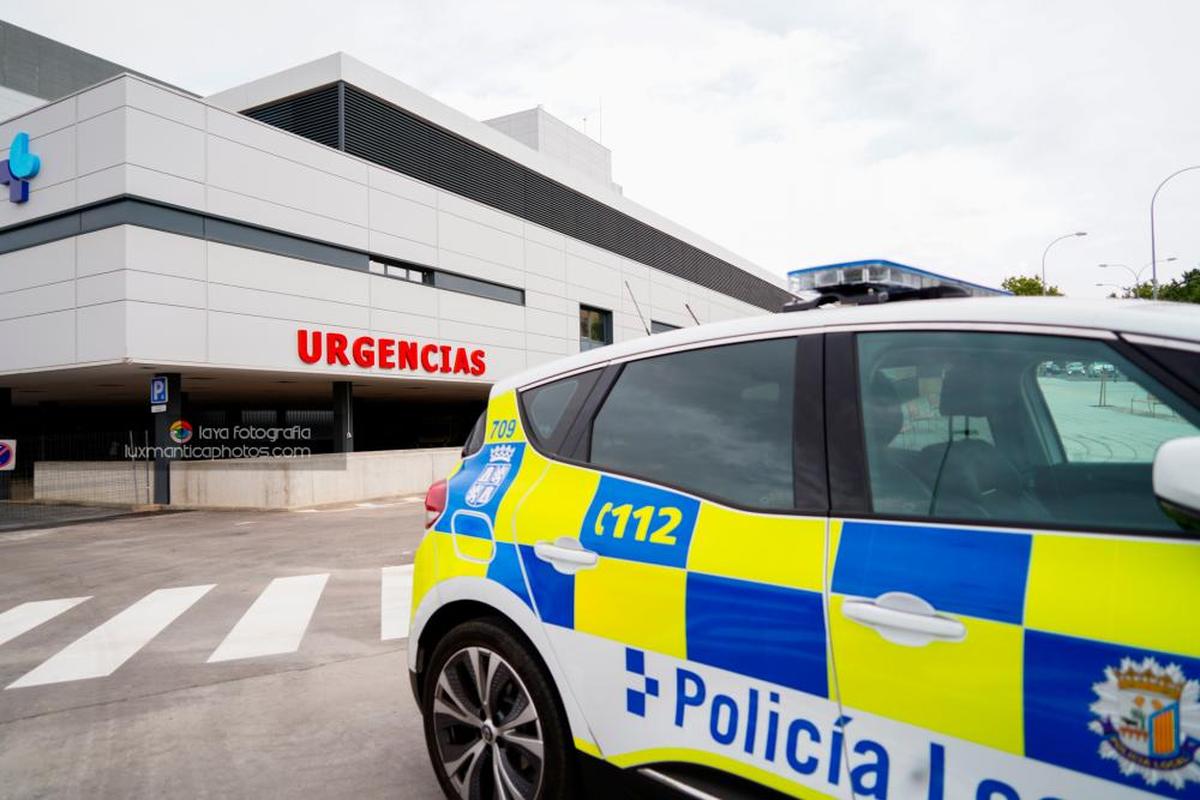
[[297, 329, 486, 376]]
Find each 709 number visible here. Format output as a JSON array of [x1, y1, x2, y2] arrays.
[[490, 419, 517, 439]]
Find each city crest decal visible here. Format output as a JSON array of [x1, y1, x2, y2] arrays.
[[465, 444, 516, 508], [1089, 656, 1200, 789]]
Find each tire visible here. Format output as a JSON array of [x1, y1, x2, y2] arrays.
[[421, 619, 577, 800]]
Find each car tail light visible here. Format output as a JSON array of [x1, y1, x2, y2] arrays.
[[425, 478, 447, 529]]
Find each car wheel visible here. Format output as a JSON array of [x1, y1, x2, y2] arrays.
[[422, 619, 576, 800]]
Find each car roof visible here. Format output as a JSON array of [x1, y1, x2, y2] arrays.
[[493, 297, 1200, 394]]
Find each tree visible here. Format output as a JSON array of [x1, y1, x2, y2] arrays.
[[1001, 275, 1062, 296], [1121, 269, 1200, 303]]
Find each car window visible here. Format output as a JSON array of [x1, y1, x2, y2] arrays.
[[1036, 359, 1197, 464], [519, 370, 599, 450], [857, 331, 1200, 533], [462, 411, 486, 457], [589, 338, 795, 509]]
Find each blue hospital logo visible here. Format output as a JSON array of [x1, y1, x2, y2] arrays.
[[624, 648, 659, 717], [1089, 656, 1200, 790], [1, 132, 41, 203]]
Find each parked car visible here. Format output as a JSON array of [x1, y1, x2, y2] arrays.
[[410, 298, 1200, 800]]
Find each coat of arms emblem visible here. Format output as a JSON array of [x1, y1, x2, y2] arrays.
[[464, 444, 515, 508], [1089, 656, 1200, 789]]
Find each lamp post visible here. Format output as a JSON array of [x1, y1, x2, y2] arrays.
[[1150, 166, 1200, 300], [1096, 282, 1126, 297], [1098, 257, 1176, 293], [1041, 231, 1087, 294]]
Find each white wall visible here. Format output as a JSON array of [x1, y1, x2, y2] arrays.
[[0, 75, 767, 383]]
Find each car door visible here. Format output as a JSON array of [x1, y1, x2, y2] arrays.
[[824, 327, 1200, 800], [508, 334, 856, 798]]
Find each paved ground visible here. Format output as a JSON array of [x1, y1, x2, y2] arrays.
[[0, 500, 445, 800]]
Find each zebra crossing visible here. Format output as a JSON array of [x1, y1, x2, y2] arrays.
[[0, 564, 415, 691]]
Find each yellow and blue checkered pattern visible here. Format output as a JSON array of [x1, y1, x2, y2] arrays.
[[421, 390, 1200, 797], [512, 458, 832, 698], [829, 519, 1200, 796]]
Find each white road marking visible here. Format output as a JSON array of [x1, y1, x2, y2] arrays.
[[7, 585, 214, 689], [0, 597, 91, 648], [381, 565, 415, 641], [207, 574, 329, 663]]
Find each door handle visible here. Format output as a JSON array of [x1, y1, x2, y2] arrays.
[[841, 592, 966, 647], [534, 537, 598, 575]]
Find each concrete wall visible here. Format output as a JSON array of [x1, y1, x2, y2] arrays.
[[170, 447, 461, 509], [33, 448, 460, 509], [0, 74, 767, 383]]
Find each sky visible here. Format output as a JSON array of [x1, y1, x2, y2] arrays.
[[5, 0, 1199, 297]]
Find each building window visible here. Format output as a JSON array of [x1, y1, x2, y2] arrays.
[[650, 320, 680, 334], [371, 259, 432, 285], [370, 258, 525, 305], [580, 305, 613, 351], [433, 271, 524, 305]]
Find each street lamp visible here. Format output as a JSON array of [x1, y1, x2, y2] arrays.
[[1041, 231, 1087, 294], [1095, 282, 1126, 296], [1098, 257, 1176, 289], [1099, 257, 1171, 286], [1150, 165, 1200, 300]]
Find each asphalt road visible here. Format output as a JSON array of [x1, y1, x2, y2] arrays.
[[0, 501, 445, 800]]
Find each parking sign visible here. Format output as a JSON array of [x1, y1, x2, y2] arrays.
[[151, 376, 168, 413], [0, 440, 15, 471]]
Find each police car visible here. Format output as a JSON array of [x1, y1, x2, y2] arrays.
[[408, 295, 1200, 800]]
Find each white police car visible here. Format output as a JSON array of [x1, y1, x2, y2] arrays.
[[409, 297, 1200, 800]]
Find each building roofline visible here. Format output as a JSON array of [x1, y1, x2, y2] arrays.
[[206, 52, 785, 291]]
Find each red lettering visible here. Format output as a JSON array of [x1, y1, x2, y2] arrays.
[[420, 343, 439, 372], [469, 349, 487, 376], [452, 347, 471, 374], [439, 345, 453, 373], [352, 336, 375, 368], [398, 340, 419, 370], [326, 333, 350, 366], [378, 338, 396, 369], [297, 329, 322, 364]]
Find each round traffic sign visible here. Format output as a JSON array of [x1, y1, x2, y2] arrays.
[[0, 442, 12, 469]]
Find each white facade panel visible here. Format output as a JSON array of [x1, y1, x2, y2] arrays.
[[368, 188, 438, 246], [437, 211, 524, 271], [0, 309, 75, 370], [206, 242, 369, 305], [126, 301, 206, 362], [0, 74, 772, 389], [208, 282, 369, 329], [0, 238, 75, 291], [0, 281, 75, 321], [75, 301, 125, 362], [76, 108, 125, 175], [76, 271, 125, 307], [125, 227, 206, 281], [127, 108, 206, 182]]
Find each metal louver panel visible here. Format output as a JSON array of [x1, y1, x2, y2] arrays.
[[242, 83, 792, 311], [244, 84, 342, 151]]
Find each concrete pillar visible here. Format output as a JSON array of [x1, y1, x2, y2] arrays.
[[333, 381, 354, 453], [152, 373, 182, 505]]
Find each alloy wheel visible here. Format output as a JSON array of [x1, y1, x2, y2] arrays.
[[431, 646, 545, 800]]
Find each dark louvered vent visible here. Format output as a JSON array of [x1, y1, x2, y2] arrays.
[[244, 84, 342, 150], [243, 83, 792, 311]]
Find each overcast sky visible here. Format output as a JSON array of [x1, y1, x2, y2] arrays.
[[7, 1, 1199, 296]]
